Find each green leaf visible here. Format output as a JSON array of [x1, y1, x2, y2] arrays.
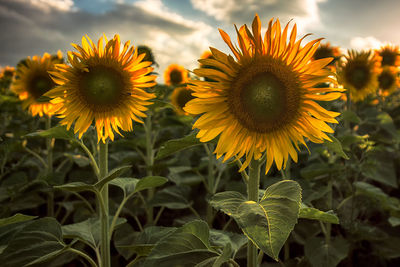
[[110, 177, 139, 197], [324, 134, 349, 159], [0, 217, 67, 267], [0, 213, 37, 227], [377, 112, 397, 138], [299, 204, 339, 224], [210, 180, 302, 261], [110, 176, 167, 198], [361, 151, 397, 188], [388, 217, 400, 227], [143, 220, 219, 267], [134, 176, 168, 194], [209, 230, 247, 255], [62, 218, 98, 248], [155, 133, 202, 160], [341, 110, 361, 124], [212, 243, 232, 267], [63, 217, 127, 249], [151, 185, 192, 209], [25, 125, 75, 140], [305, 236, 349, 267], [54, 182, 96, 193], [64, 153, 90, 167], [94, 165, 131, 191], [115, 225, 177, 259]]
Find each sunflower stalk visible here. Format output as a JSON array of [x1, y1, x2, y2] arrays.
[[98, 141, 110, 267], [45, 115, 54, 217], [247, 158, 261, 267], [204, 143, 215, 226], [144, 114, 155, 225]]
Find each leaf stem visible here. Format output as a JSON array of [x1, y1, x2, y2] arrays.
[[68, 248, 98, 267], [77, 140, 100, 178], [247, 158, 261, 267]]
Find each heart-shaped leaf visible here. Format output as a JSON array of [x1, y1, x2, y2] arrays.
[[210, 180, 302, 261]]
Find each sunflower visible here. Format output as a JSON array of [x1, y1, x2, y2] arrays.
[[46, 34, 156, 143], [378, 66, 399, 96], [312, 42, 341, 70], [184, 15, 344, 174], [170, 86, 195, 115], [338, 50, 380, 102], [137, 45, 156, 66], [0, 66, 15, 91], [164, 64, 188, 86], [11, 53, 60, 116], [375, 45, 400, 67]]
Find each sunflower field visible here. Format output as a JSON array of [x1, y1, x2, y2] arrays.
[[0, 14, 400, 267]]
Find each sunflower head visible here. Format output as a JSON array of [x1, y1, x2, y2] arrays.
[[164, 64, 188, 86], [46, 34, 156, 143], [378, 66, 399, 96], [185, 14, 344, 174], [375, 45, 400, 67], [338, 50, 380, 102], [0, 66, 15, 92], [170, 86, 195, 115], [137, 45, 156, 66], [11, 52, 60, 117], [312, 42, 341, 70]]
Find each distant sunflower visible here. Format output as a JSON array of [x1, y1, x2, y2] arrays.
[[184, 15, 344, 174], [137, 45, 156, 66], [170, 86, 195, 115], [46, 34, 156, 143], [312, 42, 341, 70], [338, 50, 380, 102], [375, 45, 400, 67], [378, 66, 399, 96], [164, 64, 188, 86], [0, 66, 15, 91], [11, 53, 60, 116], [1, 66, 15, 78], [199, 50, 213, 67]]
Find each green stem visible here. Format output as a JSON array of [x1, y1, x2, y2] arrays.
[[46, 116, 54, 217], [204, 144, 214, 227], [325, 176, 333, 245], [68, 248, 98, 267], [247, 158, 261, 267], [144, 115, 155, 225], [98, 141, 110, 267]]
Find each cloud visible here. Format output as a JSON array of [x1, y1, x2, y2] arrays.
[[190, 0, 326, 32], [350, 36, 384, 50], [0, 0, 214, 82]]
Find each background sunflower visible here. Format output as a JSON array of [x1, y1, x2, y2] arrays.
[[11, 52, 62, 117], [46, 34, 156, 143], [338, 50, 380, 102], [164, 64, 188, 86], [170, 86, 194, 115]]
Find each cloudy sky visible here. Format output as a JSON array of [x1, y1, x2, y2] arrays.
[[1, 0, 400, 82]]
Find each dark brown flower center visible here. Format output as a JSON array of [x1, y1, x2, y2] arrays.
[[378, 70, 395, 90], [381, 50, 397, 66], [345, 62, 370, 90], [28, 72, 55, 99], [79, 65, 126, 109], [228, 57, 301, 133], [170, 69, 183, 85]]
